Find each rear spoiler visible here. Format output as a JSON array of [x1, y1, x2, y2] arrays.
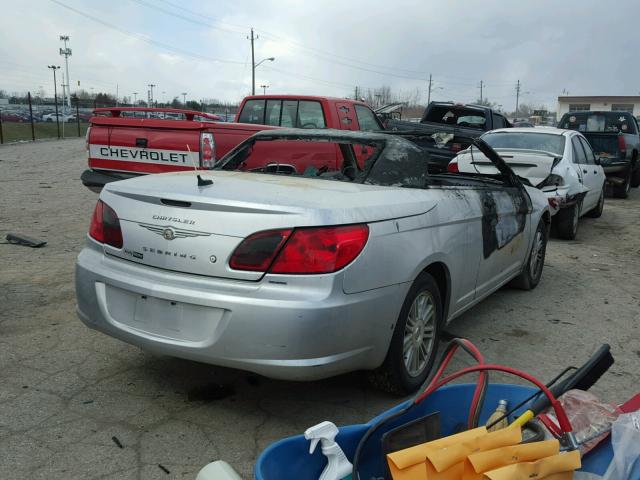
[[92, 107, 221, 122]]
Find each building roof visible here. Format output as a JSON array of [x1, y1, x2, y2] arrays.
[[557, 95, 640, 102]]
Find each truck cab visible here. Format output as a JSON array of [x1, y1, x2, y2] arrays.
[[235, 95, 383, 131]]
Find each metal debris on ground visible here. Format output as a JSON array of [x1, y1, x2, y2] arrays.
[[5, 233, 47, 248]]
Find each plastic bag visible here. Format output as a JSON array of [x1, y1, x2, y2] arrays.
[[542, 390, 621, 455], [602, 412, 640, 480]]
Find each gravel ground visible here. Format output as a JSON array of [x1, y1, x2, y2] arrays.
[[1, 138, 639, 479]]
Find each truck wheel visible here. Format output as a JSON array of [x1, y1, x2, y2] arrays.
[[612, 169, 631, 198], [368, 272, 441, 394], [631, 164, 640, 188], [553, 201, 580, 240], [586, 186, 605, 218], [510, 219, 547, 290]]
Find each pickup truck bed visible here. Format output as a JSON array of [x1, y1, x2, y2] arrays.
[[385, 102, 511, 172], [82, 107, 275, 191]]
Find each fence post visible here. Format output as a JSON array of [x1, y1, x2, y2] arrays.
[[28, 92, 35, 142], [0, 110, 4, 144], [75, 97, 80, 137]]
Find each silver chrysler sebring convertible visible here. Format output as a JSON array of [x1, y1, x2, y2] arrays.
[[76, 129, 550, 392]]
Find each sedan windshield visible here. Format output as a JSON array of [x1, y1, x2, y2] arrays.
[[481, 132, 565, 156]]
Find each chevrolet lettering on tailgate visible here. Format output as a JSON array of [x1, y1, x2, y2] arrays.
[[90, 145, 196, 165]]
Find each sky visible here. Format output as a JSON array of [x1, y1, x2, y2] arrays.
[[2, 0, 640, 110]]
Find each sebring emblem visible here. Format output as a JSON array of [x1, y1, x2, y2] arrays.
[[162, 228, 176, 241], [138, 223, 211, 240]]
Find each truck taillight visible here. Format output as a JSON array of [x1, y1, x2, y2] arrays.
[[200, 132, 215, 169], [450, 143, 462, 153], [229, 225, 369, 274], [617, 134, 626, 157], [89, 200, 123, 248]]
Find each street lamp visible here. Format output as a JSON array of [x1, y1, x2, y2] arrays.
[[132, 92, 138, 106], [260, 84, 269, 95], [252, 56, 274, 95], [47, 65, 61, 138], [182, 92, 188, 105]]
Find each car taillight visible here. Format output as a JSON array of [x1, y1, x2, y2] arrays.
[[618, 134, 626, 157], [447, 160, 459, 173], [200, 132, 215, 169], [89, 200, 123, 248], [229, 225, 369, 274]]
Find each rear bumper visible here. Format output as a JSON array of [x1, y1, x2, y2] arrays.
[[75, 242, 407, 380], [81, 169, 141, 192]]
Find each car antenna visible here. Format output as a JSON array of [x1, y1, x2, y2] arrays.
[[186, 144, 213, 187]]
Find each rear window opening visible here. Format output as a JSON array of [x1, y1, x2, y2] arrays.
[[423, 106, 487, 129], [481, 132, 565, 156], [559, 112, 637, 134], [237, 99, 327, 128]]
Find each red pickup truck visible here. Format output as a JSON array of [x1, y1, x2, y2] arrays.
[[81, 98, 382, 191]]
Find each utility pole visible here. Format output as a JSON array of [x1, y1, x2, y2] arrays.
[[116, 84, 119, 106], [249, 28, 257, 95], [427, 74, 433, 105], [515, 79, 521, 116], [59, 35, 72, 112], [479, 80, 484, 103], [182, 92, 187, 105], [148, 84, 156, 106], [47, 65, 61, 139], [354, 86, 359, 100], [133, 92, 138, 105]]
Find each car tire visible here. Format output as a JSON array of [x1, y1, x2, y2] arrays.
[[553, 201, 581, 240], [613, 169, 632, 198], [631, 164, 640, 188], [368, 272, 441, 394], [586, 187, 605, 218], [510, 218, 548, 290]]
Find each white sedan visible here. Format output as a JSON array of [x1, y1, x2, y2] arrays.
[[450, 127, 606, 239]]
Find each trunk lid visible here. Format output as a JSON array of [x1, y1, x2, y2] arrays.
[[99, 171, 436, 280], [456, 148, 560, 186]]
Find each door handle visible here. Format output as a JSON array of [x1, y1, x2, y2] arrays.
[[136, 138, 148, 148], [593, 170, 597, 174], [583, 169, 588, 174]]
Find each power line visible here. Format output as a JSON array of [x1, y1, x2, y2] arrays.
[[49, 0, 246, 65]]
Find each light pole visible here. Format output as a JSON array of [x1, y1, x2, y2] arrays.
[[182, 92, 188, 105], [252, 56, 274, 95], [132, 92, 138, 106], [147, 84, 156, 106], [47, 65, 61, 138], [260, 84, 269, 95], [59, 35, 72, 112], [162, 91, 166, 106]]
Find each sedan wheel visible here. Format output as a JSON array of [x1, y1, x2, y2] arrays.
[[553, 201, 580, 240], [369, 272, 441, 394], [403, 292, 436, 377], [510, 218, 548, 290]]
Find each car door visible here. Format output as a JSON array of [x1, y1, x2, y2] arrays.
[[570, 134, 597, 210], [578, 135, 605, 208], [473, 184, 531, 299]]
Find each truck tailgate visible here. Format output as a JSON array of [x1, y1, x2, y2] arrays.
[[89, 117, 207, 174]]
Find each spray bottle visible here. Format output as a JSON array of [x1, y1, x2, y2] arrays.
[[305, 421, 353, 480]]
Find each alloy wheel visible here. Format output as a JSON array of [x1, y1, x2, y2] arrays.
[[529, 228, 545, 278], [403, 291, 436, 377]]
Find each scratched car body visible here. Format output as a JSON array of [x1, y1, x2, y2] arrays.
[[75, 129, 550, 392]]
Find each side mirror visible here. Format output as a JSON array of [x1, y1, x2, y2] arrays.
[[594, 157, 601, 165]]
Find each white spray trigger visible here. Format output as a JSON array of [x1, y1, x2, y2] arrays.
[[303, 421, 352, 480]]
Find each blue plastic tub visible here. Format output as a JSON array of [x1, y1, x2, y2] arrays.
[[255, 384, 612, 479]]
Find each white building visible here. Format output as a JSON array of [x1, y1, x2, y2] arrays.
[[557, 96, 640, 118]]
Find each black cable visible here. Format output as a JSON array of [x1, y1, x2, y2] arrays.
[[486, 366, 577, 430]]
